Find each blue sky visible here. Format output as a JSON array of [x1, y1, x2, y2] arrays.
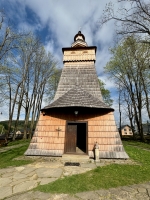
[[0, 0, 126, 123]]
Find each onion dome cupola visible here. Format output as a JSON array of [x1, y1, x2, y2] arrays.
[[71, 31, 88, 48]]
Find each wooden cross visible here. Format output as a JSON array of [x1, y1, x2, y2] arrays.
[[56, 127, 61, 137]]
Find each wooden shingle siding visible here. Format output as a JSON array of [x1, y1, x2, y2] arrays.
[[88, 138, 122, 145], [26, 149, 63, 156], [25, 110, 128, 158], [88, 145, 124, 151], [36, 126, 65, 132], [88, 126, 117, 132], [88, 120, 116, 126], [35, 137, 65, 144], [88, 132, 119, 138], [34, 132, 64, 138], [38, 120, 65, 126]]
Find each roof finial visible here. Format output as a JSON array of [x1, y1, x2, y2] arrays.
[[78, 26, 82, 34], [72, 30, 87, 47]]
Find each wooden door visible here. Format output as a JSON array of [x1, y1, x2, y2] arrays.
[[66, 125, 77, 153]]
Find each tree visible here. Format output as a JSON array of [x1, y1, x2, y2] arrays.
[[9, 34, 58, 139], [118, 84, 122, 139], [44, 68, 62, 104], [0, 32, 58, 139], [0, 11, 24, 61], [0, 61, 23, 138], [0, 13, 59, 139], [100, 0, 150, 42], [0, 11, 25, 108], [26, 47, 58, 139], [0, 11, 28, 140], [98, 79, 113, 106], [121, 88, 136, 139], [105, 36, 150, 141]]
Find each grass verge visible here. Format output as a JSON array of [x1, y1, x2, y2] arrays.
[[35, 144, 150, 194], [0, 141, 33, 168]]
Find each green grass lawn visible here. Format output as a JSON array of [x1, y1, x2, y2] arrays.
[[7, 139, 30, 146], [35, 143, 150, 194], [0, 140, 33, 168], [123, 140, 150, 149]]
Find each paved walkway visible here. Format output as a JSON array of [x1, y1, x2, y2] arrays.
[[5, 183, 150, 200], [0, 156, 150, 200]]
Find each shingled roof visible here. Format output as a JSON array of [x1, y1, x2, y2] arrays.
[[53, 63, 103, 101], [42, 86, 113, 110]]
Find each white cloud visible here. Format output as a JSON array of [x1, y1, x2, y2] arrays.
[[96, 48, 111, 74], [44, 39, 55, 55], [18, 0, 119, 79], [17, 21, 41, 33], [98, 75, 116, 90], [1, 0, 136, 121]]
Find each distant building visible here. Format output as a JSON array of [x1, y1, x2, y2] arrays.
[[120, 125, 133, 136]]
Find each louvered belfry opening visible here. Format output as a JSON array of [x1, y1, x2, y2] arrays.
[[25, 31, 129, 159]]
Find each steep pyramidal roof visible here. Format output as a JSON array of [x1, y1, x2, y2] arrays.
[[53, 63, 103, 102]]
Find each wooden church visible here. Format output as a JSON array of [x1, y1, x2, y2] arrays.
[[25, 31, 128, 159]]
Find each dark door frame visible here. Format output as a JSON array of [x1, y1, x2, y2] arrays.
[[64, 121, 88, 154]]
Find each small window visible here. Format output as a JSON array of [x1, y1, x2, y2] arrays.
[[129, 129, 131, 131], [129, 131, 132, 134], [124, 129, 126, 131], [124, 132, 127, 134]]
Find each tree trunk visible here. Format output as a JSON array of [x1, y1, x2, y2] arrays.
[[119, 89, 122, 139]]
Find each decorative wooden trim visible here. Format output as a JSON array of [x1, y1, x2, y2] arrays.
[[62, 46, 97, 53]]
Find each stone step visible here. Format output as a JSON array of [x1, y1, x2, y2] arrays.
[[62, 154, 90, 163]]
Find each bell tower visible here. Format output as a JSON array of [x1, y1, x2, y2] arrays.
[[54, 31, 103, 101]]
